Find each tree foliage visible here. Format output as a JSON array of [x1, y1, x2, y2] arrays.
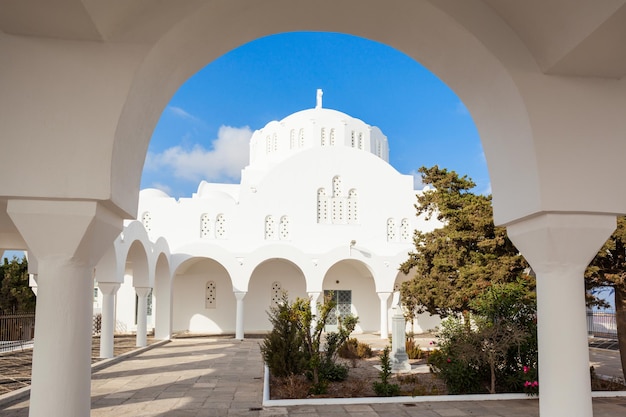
[[400, 166, 530, 318], [260, 292, 358, 394], [585, 216, 626, 380], [0, 255, 34, 314]]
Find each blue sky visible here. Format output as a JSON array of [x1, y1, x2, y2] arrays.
[[142, 32, 489, 198]]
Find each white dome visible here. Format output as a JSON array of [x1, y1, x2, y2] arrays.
[[248, 91, 389, 170]]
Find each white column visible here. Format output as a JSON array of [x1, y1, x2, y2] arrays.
[[508, 213, 615, 417], [7, 200, 122, 417], [98, 282, 120, 358], [234, 291, 246, 340], [308, 291, 321, 317], [378, 292, 391, 339], [135, 286, 151, 347]]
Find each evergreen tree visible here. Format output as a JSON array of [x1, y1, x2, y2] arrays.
[[400, 166, 530, 318], [0, 255, 35, 314]]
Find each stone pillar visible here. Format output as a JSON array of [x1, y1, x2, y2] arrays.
[[390, 292, 411, 372], [7, 199, 122, 417], [135, 287, 151, 347], [508, 213, 615, 417], [308, 291, 321, 316], [98, 282, 120, 358], [378, 292, 392, 339], [234, 291, 246, 340]]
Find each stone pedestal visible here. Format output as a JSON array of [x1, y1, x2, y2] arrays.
[[390, 293, 411, 372]]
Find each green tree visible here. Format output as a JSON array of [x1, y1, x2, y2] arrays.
[[0, 255, 35, 314], [585, 216, 626, 380], [400, 166, 530, 319]]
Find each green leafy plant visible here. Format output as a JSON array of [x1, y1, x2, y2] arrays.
[[405, 336, 422, 360], [373, 346, 400, 397]]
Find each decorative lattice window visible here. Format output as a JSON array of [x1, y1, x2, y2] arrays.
[[200, 213, 211, 238], [347, 189, 358, 224], [317, 188, 328, 223], [394, 282, 401, 292], [350, 131, 355, 147], [206, 281, 216, 309], [141, 212, 152, 232], [377, 142, 382, 157], [387, 218, 397, 242], [332, 176, 342, 197], [279, 216, 290, 240], [330, 128, 336, 146], [272, 133, 278, 152], [331, 198, 344, 224], [265, 215, 276, 240], [358, 132, 363, 150], [271, 281, 283, 307], [215, 214, 226, 239], [321, 127, 326, 146], [299, 128, 305, 148], [400, 218, 410, 241], [290, 129, 295, 149], [265, 135, 271, 154]]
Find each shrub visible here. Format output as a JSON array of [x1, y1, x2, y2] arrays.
[[338, 337, 373, 359], [373, 346, 401, 396], [260, 294, 306, 378], [405, 337, 421, 360]]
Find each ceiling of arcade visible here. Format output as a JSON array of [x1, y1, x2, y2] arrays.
[[0, 0, 624, 79]]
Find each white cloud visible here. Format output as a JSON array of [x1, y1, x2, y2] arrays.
[[145, 125, 252, 183], [150, 182, 173, 195], [168, 106, 201, 122]]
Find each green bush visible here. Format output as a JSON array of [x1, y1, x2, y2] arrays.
[[260, 294, 307, 378], [373, 346, 400, 397]]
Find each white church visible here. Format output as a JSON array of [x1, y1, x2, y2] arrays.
[[91, 90, 441, 353]]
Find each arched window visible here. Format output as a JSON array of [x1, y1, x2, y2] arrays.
[[272, 132, 278, 152], [317, 188, 328, 223], [200, 213, 211, 238], [387, 218, 397, 242], [290, 129, 295, 149], [358, 132, 363, 150], [141, 212, 152, 232], [321, 127, 326, 146], [350, 131, 355, 147], [299, 128, 305, 148], [206, 281, 216, 309], [400, 218, 410, 241], [265, 135, 271, 153], [330, 128, 336, 146], [271, 281, 283, 307], [265, 215, 276, 240], [215, 214, 226, 239], [279, 216, 290, 240], [347, 189, 358, 224], [332, 176, 342, 197]]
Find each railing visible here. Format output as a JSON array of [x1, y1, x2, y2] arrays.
[[0, 312, 35, 353], [587, 310, 617, 339]]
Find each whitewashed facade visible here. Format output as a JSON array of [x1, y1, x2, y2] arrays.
[[95, 93, 441, 339]]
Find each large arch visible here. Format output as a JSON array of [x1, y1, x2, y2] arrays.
[[246, 258, 307, 332], [2, 4, 626, 417], [172, 257, 235, 334], [323, 259, 377, 333]]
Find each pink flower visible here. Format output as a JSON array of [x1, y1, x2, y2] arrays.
[[447, 358, 451, 363], [524, 381, 531, 387], [532, 381, 539, 387], [523, 366, 529, 373]]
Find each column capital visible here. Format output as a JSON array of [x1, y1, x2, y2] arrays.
[[135, 286, 152, 297], [234, 291, 247, 301], [507, 212, 616, 275], [7, 199, 123, 266], [98, 282, 121, 295]]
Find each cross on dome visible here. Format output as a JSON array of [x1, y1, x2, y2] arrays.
[[316, 88, 323, 109]]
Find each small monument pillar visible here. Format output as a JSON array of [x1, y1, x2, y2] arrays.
[[390, 291, 411, 372]]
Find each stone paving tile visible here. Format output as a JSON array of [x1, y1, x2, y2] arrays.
[[1, 337, 626, 416]]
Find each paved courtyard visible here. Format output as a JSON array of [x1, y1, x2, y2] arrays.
[[1, 337, 625, 416]]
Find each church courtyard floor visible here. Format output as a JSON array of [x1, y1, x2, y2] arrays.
[[1, 337, 625, 417]]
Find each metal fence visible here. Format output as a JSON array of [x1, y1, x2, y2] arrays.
[[0, 312, 35, 353], [587, 310, 617, 339]]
